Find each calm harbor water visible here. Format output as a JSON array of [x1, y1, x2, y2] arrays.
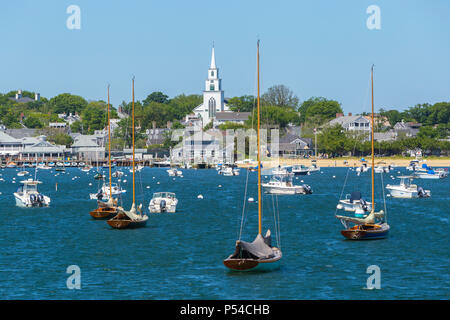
[[0, 166, 448, 299]]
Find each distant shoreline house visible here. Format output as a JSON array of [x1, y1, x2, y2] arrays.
[[9, 89, 40, 104], [327, 113, 371, 135]]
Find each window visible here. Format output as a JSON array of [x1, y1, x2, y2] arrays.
[[211, 71, 214, 77], [208, 98, 216, 118], [210, 84, 215, 91]]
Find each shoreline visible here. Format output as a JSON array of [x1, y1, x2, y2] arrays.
[[238, 157, 450, 168]]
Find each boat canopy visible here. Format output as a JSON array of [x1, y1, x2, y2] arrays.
[[20, 179, 42, 185], [349, 191, 362, 203], [152, 192, 176, 199], [231, 230, 274, 260], [336, 210, 385, 225]]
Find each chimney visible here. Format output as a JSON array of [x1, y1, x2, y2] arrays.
[[336, 113, 344, 118], [348, 112, 352, 116], [17, 89, 22, 99], [167, 121, 172, 129], [35, 93, 40, 101], [152, 121, 156, 130]]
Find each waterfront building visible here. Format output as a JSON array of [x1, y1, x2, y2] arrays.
[[171, 128, 234, 164], [20, 136, 65, 160], [0, 130, 23, 157], [71, 135, 105, 161]]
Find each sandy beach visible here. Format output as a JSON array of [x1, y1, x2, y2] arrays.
[[237, 157, 450, 169]]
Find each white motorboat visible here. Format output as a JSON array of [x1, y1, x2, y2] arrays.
[[292, 165, 310, 175], [308, 160, 320, 173], [167, 168, 182, 176], [81, 166, 92, 172], [414, 170, 446, 179], [262, 175, 312, 195], [406, 159, 422, 171], [14, 179, 50, 207], [129, 165, 144, 173], [153, 159, 171, 167], [386, 176, 430, 198], [271, 166, 293, 177], [356, 163, 370, 173], [374, 165, 390, 173], [17, 171, 30, 177], [90, 182, 126, 199], [112, 170, 124, 178], [336, 191, 372, 215], [149, 192, 178, 213], [37, 163, 51, 170], [220, 166, 239, 176]]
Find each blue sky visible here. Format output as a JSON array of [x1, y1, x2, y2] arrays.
[[0, 0, 449, 114]]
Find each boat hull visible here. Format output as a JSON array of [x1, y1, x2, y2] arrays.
[[223, 256, 281, 272], [107, 213, 148, 229], [89, 207, 117, 219], [341, 224, 389, 240]]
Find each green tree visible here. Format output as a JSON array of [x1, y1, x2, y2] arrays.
[[143, 91, 169, 105], [24, 114, 44, 128], [261, 85, 299, 109], [228, 95, 255, 112], [48, 93, 88, 114], [80, 101, 108, 134], [304, 99, 342, 125]]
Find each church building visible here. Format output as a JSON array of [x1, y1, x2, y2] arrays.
[[190, 46, 232, 128]]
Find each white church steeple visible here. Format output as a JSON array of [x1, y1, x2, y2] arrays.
[[192, 45, 229, 128], [210, 46, 216, 69]]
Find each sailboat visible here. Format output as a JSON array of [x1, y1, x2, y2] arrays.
[[107, 77, 148, 229], [89, 85, 118, 219], [336, 65, 390, 240], [224, 41, 282, 271]]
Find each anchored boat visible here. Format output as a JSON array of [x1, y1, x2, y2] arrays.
[[335, 66, 389, 240], [107, 77, 148, 229], [386, 176, 430, 198], [224, 41, 282, 271], [14, 179, 50, 207], [149, 192, 178, 213]]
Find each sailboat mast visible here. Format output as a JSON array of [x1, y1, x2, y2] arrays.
[[371, 65, 375, 210], [257, 40, 262, 236], [107, 85, 112, 198], [132, 76, 136, 206]]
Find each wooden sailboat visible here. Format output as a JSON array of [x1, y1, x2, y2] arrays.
[[336, 66, 390, 240], [224, 41, 282, 271], [107, 77, 148, 229], [90, 85, 118, 219]]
